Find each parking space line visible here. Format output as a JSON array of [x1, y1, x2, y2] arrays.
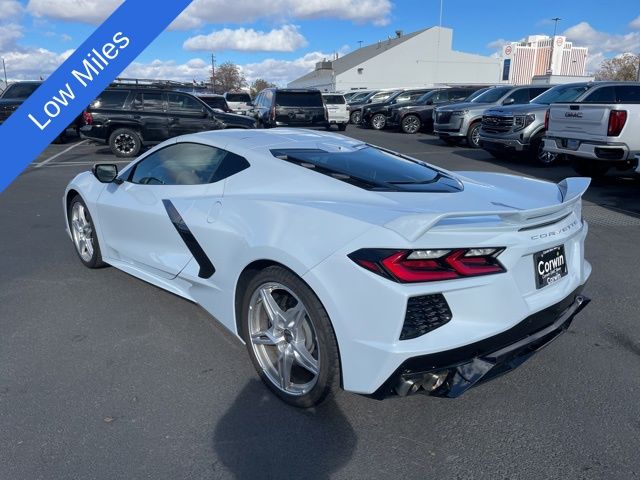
[[34, 140, 89, 168]]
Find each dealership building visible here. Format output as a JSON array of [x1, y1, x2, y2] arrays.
[[499, 35, 588, 84], [288, 27, 502, 91]]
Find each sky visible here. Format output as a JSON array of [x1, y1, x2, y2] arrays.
[[0, 0, 639, 86]]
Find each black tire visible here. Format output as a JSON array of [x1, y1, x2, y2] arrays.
[[401, 114, 422, 134], [338, 123, 347, 131], [569, 156, 610, 178], [240, 266, 341, 408], [530, 133, 559, 166], [370, 113, 386, 130], [466, 122, 481, 148], [67, 195, 106, 269], [350, 110, 361, 125], [109, 128, 141, 158]]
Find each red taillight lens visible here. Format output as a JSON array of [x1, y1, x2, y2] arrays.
[[544, 109, 549, 130], [607, 110, 627, 136], [82, 111, 93, 125], [349, 248, 505, 283]]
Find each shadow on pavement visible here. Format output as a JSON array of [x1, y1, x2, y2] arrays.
[[212, 380, 357, 480]]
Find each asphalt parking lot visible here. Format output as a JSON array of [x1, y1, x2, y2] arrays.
[[2, 127, 640, 480]]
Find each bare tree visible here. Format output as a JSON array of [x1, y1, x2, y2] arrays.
[[594, 53, 640, 81], [213, 61, 247, 94], [250, 78, 276, 97]]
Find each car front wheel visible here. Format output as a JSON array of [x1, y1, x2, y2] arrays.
[[466, 122, 481, 148], [569, 156, 610, 178], [68, 195, 106, 268], [350, 111, 361, 124], [401, 114, 421, 134], [370, 113, 386, 130], [531, 133, 559, 165], [241, 266, 341, 408]]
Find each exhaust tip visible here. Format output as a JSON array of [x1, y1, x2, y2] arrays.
[[394, 371, 449, 396]]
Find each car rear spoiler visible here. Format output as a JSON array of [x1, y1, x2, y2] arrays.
[[385, 177, 590, 241]]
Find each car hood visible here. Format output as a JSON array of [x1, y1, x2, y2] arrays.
[[484, 102, 548, 116], [437, 101, 494, 113]]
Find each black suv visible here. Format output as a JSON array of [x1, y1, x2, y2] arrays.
[[389, 87, 485, 134], [0, 81, 82, 143], [80, 86, 256, 157], [251, 88, 327, 128], [361, 89, 434, 130], [196, 94, 233, 113]]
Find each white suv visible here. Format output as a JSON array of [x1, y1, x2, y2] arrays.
[[224, 91, 253, 115], [322, 93, 348, 131]]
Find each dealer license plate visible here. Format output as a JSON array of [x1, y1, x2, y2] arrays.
[[534, 245, 568, 289]]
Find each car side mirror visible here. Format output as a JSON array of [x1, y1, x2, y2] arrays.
[[93, 164, 119, 183], [503, 97, 515, 105]]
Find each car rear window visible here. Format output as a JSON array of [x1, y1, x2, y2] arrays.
[[91, 90, 129, 109], [323, 95, 345, 104], [275, 91, 324, 107], [582, 86, 616, 103], [200, 96, 228, 109], [226, 93, 251, 103], [270, 146, 462, 193], [615, 85, 640, 103]]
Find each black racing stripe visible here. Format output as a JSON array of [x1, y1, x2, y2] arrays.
[[162, 199, 215, 279]]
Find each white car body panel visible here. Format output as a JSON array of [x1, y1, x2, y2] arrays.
[[322, 94, 349, 125], [64, 129, 591, 395]]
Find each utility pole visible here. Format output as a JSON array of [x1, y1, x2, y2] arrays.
[[357, 40, 363, 49], [548, 17, 561, 74], [210, 53, 216, 93]]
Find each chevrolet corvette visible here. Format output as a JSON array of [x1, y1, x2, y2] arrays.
[[64, 129, 591, 407]]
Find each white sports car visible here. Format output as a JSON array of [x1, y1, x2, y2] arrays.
[[64, 129, 591, 407]]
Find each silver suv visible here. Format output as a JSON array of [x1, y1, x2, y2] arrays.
[[479, 83, 595, 164], [433, 85, 550, 148]]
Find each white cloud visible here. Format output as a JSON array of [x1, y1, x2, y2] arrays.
[[563, 21, 640, 71], [1, 0, 24, 19], [121, 58, 211, 83], [630, 15, 640, 30], [0, 23, 23, 50], [25, 0, 390, 27], [26, 0, 121, 23], [183, 25, 307, 52], [0, 48, 74, 80]]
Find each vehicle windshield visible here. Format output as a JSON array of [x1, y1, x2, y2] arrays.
[[2, 82, 41, 100], [530, 84, 591, 105], [270, 146, 453, 192], [470, 86, 513, 103], [348, 92, 370, 102], [465, 88, 490, 101], [200, 96, 228, 109], [225, 93, 251, 103], [368, 90, 399, 103], [323, 95, 346, 104], [416, 90, 437, 103]]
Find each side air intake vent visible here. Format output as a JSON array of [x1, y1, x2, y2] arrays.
[[401, 294, 452, 340]]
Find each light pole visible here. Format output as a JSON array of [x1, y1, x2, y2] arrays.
[[1, 58, 7, 86], [551, 17, 561, 37], [548, 17, 561, 74]]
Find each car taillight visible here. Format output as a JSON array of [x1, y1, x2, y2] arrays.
[[349, 248, 505, 283], [544, 109, 549, 130], [607, 110, 627, 137], [82, 111, 93, 125]]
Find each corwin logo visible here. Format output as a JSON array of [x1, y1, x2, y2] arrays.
[[531, 219, 579, 240], [565, 112, 583, 118]]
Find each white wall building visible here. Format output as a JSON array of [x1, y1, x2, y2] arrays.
[[500, 35, 588, 85], [288, 27, 502, 91]]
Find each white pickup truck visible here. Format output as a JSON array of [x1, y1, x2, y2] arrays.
[[544, 82, 640, 177]]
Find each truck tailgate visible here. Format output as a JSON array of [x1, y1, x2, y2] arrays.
[[547, 104, 613, 143]]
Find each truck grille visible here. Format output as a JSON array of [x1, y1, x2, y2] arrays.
[[436, 111, 452, 124], [482, 115, 514, 133]]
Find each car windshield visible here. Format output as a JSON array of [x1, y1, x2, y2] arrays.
[[530, 84, 591, 105], [417, 90, 437, 103], [368, 90, 399, 103], [2, 82, 40, 99], [349, 92, 372, 102], [226, 93, 251, 102], [270, 146, 456, 192], [465, 88, 490, 101], [470, 86, 513, 103]]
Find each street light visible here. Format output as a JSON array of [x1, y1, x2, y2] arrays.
[[548, 18, 562, 74]]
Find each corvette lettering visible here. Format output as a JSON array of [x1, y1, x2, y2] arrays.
[[531, 219, 579, 240]]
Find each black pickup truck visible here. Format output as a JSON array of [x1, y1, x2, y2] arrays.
[[80, 86, 256, 157]]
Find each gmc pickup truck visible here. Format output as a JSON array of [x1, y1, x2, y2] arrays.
[[544, 82, 640, 177]]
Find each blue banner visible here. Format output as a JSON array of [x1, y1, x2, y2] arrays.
[[0, 0, 193, 193]]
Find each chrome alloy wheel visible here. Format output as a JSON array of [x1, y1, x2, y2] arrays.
[[371, 113, 386, 130], [70, 202, 94, 262], [248, 282, 320, 396], [537, 141, 558, 165], [470, 125, 481, 147], [114, 132, 136, 155], [350, 111, 361, 124], [402, 115, 420, 134]]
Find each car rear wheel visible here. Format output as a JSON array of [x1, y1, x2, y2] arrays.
[[350, 111, 361, 125], [569, 156, 610, 178], [241, 266, 341, 408], [466, 122, 481, 148], [401, 114, 421, 134], [68, 195, 106, 268], [109, 128, 141, 158], [531, 133, 559, 166], [370, 113, 387, 130], [338, 123, 347, 131]]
